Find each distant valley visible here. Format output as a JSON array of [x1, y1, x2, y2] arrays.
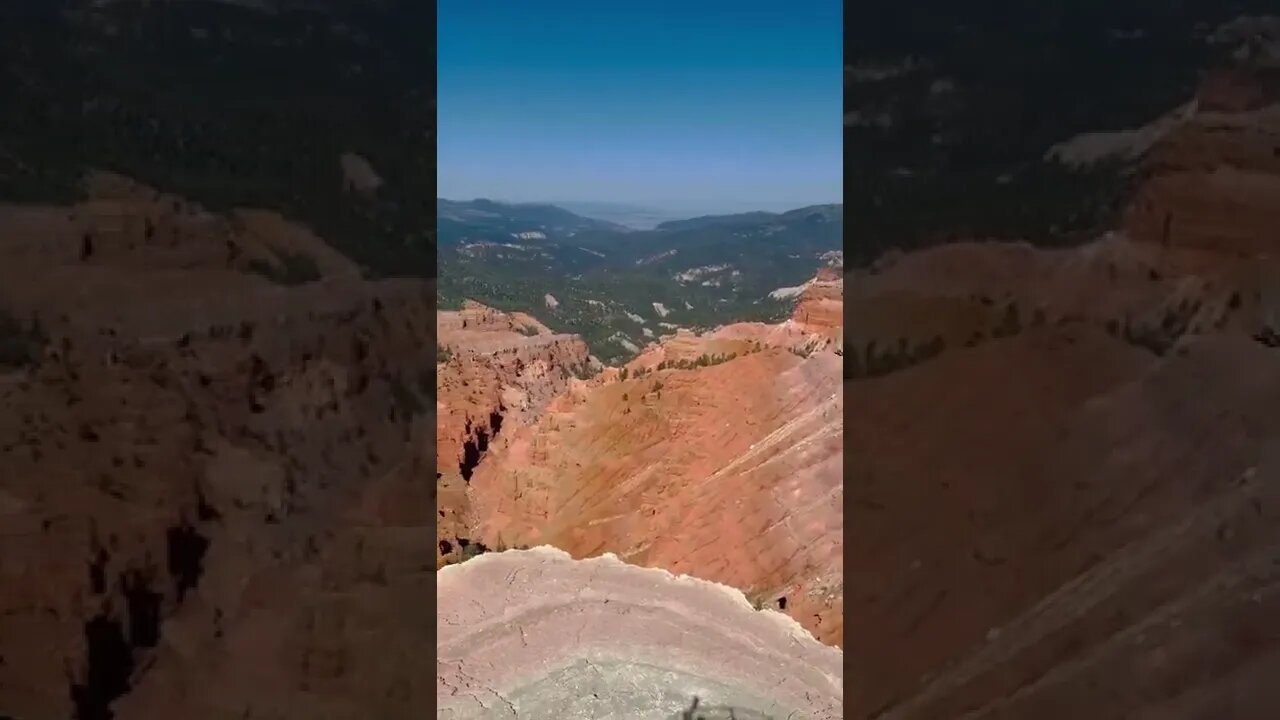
[[438, 198, 842, 363]]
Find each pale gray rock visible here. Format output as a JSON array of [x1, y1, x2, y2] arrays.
[[437, 547, 843, 719]]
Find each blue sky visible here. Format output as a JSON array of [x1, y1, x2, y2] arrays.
[[437, 0, 842, 216]]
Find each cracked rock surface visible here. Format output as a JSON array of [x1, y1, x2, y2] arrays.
[[436, 547, 843, 719]]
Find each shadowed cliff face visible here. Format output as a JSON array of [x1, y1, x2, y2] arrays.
[[845, 64, 1280, 719], [440, 273, 845, 647], [0, 176, 437, 719]]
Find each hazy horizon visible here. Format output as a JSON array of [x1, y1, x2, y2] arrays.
[[437, 0, 842, 211], [438, 196, 839, 213]]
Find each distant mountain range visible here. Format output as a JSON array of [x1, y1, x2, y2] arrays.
[[437, 198, 843, 363], [655, 204, 844, 233], [438, 197, 839, 246], [437, 199, 632, 241]]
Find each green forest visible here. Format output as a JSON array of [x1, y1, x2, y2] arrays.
[[437, 202, 842, 363]]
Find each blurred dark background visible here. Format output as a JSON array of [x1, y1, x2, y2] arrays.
[[845, 0, 1280, 265], [0, 0, 435, 277]]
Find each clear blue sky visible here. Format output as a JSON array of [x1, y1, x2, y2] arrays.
[[437, 0, 842, 215]]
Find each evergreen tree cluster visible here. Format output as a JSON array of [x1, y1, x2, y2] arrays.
[[652, 351, 741, 372]]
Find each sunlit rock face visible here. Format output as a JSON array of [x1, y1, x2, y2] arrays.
[[435, 301, 595, 566]]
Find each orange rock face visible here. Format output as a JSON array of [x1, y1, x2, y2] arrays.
[[434, 302, 594, 566], [791, 272, 845, 339], [451, 273, 845, 647]]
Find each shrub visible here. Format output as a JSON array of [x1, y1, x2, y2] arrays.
[[459, 543, 487, 561]]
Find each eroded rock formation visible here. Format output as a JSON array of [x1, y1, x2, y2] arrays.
[[435, 302, 595, 566]]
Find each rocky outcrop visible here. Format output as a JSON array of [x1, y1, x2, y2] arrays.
[[0, 178, 435, 720], [438, 547, 843, 719], [788, 268, 844, 340]]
